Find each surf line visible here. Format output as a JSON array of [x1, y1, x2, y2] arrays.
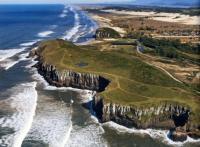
[[60, 5, 69, 18], [62, 7, 81, 41], [0, 82, 38, 147], [38, 31, 54, 38]]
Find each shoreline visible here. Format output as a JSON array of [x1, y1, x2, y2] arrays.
[[79, 11, 126, 45], [75, 8, 100, 45], [88, 13, 126, 36]]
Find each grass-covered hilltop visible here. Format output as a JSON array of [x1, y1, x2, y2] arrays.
[[95, 27, 121, 39], [31, 38, 200, 141]]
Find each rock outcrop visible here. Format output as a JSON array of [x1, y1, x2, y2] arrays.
[[95, 27, 121, 39], [92, 96, 200, 141], [168, 128, 188, 142], [35, 62, 110, 92], [30, 43, 110, 92], [93, 97, 188, 128]]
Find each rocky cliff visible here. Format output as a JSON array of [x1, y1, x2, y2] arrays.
[[35, 62, 110, 92], [100, 100, 189, 129], [92, 96, 200, 140], [30, 43, 110, 92]]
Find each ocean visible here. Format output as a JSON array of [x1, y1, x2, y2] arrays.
[[0, 4, 199, 147]]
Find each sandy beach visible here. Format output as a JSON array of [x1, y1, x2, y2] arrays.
[[89, 14, 126, 35]]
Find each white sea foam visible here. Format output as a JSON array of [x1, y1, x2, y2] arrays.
[[0, 82, 38, 147], [25, 56, 38, 68], [59, 5, 69, 18], [66, 90, 107, 147], [73, 12, 97, 43], [60, 13, 67, 18], [0, 48, 25, 62], [0, 39, 40, 70], [62, 8, 81, 41], [59, 7, 68, 18], [102, 121, 200, 147], [0, 52, 29, 70], [1, 59, 19, 70], [148, 129, 200, 146], [20, 40, 39, 47], [67, 119, 107, 147], [24, 92, 72, 147], [38, 31, 54, 38], [1, 39, 39, 70], [72, 27, 86, 42], [59, 10, 68, 18]]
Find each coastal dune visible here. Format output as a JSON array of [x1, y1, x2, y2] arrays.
[[102, 9, 200, 25]]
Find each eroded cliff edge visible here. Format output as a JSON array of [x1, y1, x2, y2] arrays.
[[35, 62, 110, 92], [93, 95, 200, 140], [30, 39, 200, 141]]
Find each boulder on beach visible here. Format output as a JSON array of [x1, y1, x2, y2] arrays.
[[168, 128, 187, 142]]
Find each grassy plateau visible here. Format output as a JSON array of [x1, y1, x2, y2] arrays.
[[37, 39, 200, 123]]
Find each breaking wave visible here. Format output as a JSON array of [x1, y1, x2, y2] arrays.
[[0, 48, 25, 62], [0, 52, 29, 70], [62, 7, 81, 41], [20, 40, 40, 47], [23, 93, 72, 147], [0, 48, 28, 70], [60, 5, 69, 18], [0, 82, 38, 147], [37, 31, 54, 38], [67, 123, 107, 147]]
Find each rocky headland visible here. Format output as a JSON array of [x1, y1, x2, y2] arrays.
[[30, 39, 200, 142]]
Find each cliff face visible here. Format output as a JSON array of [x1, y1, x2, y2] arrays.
[[35, 62, 110, 92], [101, 101, 189, 129], [30, 44, 109, 92], [92, 96, 200, 139]]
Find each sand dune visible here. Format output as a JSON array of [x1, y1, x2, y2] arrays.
[[103, 9, 200, 25]]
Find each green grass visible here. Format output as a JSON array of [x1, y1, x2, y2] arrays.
[[37, 39, 200, 122]]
